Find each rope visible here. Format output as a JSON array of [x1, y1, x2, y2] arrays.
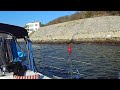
[[40, 63, 65, 71], [39, 55, 92, 65], [39, 63, 83, 75]]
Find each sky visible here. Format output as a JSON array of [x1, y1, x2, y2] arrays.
[[0, 11, 76, 27]]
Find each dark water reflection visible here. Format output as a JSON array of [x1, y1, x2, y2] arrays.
[[32, 43, 120, 79]]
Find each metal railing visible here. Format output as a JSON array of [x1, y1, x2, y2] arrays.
[[34, 54, 92, 79]]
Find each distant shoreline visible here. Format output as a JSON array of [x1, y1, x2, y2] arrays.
[[18, 37, 120, 44], [29, 16, 120, 45], [31, 38, 120, 44]]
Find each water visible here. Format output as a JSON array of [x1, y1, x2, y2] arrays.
[[32, 43, 120, 79]]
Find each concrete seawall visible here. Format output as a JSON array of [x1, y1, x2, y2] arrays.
[[30, 16, 120, 43]]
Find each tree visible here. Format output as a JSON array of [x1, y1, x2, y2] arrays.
[[24, 25, 29, 31]]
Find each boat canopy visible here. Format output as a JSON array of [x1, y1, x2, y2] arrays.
[[0, 23, 37, 76], [0, 23, 28, 38]]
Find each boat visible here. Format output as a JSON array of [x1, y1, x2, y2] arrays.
[[0, 23, 50, 79]]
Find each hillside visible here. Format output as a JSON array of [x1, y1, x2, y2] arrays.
[[47, 11, 120, 26], [30, 16, 120, 43]]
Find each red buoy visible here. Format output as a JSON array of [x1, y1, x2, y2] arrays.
[[68, 44, 72, 54]]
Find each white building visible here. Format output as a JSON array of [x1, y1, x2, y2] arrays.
[[25, 22, 41, 34]]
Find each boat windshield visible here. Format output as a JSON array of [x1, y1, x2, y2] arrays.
[[0, 33, 29, 67], [16, 38, 29, 65], [0, 33, 13, 66]]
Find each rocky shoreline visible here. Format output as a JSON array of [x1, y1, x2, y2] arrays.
[[30, 16, 120, 44], [31, 37, 120, 44]]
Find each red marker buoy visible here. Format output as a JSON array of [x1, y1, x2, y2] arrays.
[[68, 44, 72, 54]]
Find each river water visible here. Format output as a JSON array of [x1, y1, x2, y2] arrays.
[[32, 43, 120, 79]]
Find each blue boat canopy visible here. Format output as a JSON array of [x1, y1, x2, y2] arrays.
[[0, 23, 28, 38]]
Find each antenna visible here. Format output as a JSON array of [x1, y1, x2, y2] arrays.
[[67, 32, 79, 79]]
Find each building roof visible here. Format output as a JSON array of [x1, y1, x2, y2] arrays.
[[26, 21, 40, 25]]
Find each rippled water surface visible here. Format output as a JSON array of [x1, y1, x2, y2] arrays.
[[32, 43, 120, 79]]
